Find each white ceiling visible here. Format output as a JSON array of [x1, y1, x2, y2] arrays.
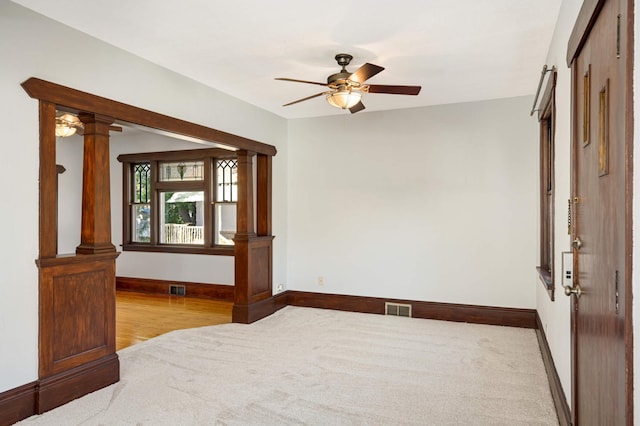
[[13, 0, 561, 119]]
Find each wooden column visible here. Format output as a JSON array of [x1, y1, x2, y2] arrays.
[[76, 113, 116, 255], [233, 151, 274, 323], [39, 101, 57, 259], [256, 154, 272, 237]]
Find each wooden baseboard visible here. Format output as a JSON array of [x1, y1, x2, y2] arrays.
[[37, 354, 119, 414], [233, 296, 281, 324], [0, 381, 36, 426], [116, 276, 234, 302], [535, 313, 571, 426], [281, 291, 537, 328]]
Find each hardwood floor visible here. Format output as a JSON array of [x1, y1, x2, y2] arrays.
[[116, 291, 232, 351]]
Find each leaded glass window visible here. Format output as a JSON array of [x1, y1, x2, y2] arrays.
[[214, 160, 237, 245], [132, 162, 151, 242], [119, 150, 239, 254], [216, 159, 238, 202], [160, 160, 204, 182]]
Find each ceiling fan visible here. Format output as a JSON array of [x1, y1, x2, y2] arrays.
[[276, 53, 421, 114]]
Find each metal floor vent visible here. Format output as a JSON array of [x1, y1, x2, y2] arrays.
[[385, 302, 412, 317], [169, 285, 186, 296]]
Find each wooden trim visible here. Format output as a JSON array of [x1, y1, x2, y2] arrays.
[[569, 59, 579, 426], [117, 147, 235, 163], [116, 276, 234, 302], [121, 243, 235, 256], [39, 101, 57, 258], [21, 78, 276, 156], [37, 354, 119, 414], [281, 291, 536, 328], [567, 0, 606, 66], [624, 0, 635, 421], [0, 382, 36, 426], [232, 295, 280, 324], [535, 314, 571, 426]]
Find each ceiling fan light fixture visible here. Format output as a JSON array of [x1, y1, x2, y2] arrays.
[[326, 89, 361, 109], [55, 113, 81, 137]]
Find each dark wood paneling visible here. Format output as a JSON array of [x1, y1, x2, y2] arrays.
[[567, 0, 606, 66], [249, 244, 271, 298], [37, 354, 119, 414], [233, 235, 274, 322], [116, 276, 234, 301], [37, 253, 118, 377], [21, 78, 276, 156], [283, 291, 537, 328], [0, 382, 36, 426], [53, 269, 107, 361], [535, 314, 571, 426]]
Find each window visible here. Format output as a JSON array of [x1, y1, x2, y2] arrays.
[[537, 70, 557, 300], [119, 148, 238, 255]]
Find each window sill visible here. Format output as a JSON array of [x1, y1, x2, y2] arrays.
[[122, 244, 234, 256], [536, 267, 555, 301]]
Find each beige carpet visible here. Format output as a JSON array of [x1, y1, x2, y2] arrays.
[[19, 306, 558, 425]]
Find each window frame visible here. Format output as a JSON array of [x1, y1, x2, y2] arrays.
[[536, 70, 557, 300], [118, 147, 237, 256]]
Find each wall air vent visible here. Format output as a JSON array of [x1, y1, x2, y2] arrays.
[[169, 285, 186, 296], [385, 302, 412, 317]]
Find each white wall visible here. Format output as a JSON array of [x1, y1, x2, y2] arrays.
[[0, 1, 287, 393], [287, 96, 538, 308], [534, 0, 583, 410]]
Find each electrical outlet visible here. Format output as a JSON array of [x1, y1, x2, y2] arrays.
[[318, 276, 324, 286], [276, 283, 285, 293]]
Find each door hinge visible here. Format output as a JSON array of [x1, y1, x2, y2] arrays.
[[615, 270, 620, 314], [617, 14, 621, 58]]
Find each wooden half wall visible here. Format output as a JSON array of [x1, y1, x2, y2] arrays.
[[21, 77, 277, 414]]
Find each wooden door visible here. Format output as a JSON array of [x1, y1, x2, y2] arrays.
[[569, 0, 631, 423]]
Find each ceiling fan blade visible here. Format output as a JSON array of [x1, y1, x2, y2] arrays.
[[366, 84, 422, 95], [283, 92, 327, 106], [275, 78, 327, 87], [349, 63, 385, 83], [349, 101, 366, 114]]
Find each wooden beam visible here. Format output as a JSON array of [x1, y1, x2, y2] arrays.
[[21, 77, 277, 156]]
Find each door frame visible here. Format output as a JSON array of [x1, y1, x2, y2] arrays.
[[567, 0, 634, 422]]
